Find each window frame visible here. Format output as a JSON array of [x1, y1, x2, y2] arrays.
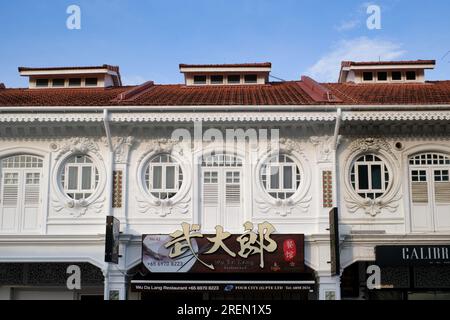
[[144, 154, 183, 200], [350, 154, 390, 200], [61, 155, 99, 200], [260, 154, 301, 200], [406, 71, 417, 81], [193, 75, 207, 85], [35, 79, 49, 88], [362, 72, 374, 82], [85, 78, 98, 87], [68, 78, 82, 87]]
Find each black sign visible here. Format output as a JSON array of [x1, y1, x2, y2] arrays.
[[376, 245, 450, 266], [131, 281, 315, 293], [329, 208, 340, 276], [105, 216, 120, 264]]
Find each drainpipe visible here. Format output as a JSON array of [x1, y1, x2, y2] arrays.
[[103, 108, 114, 300], [333, 108, 342, 279], [333, 108, 342, 151]]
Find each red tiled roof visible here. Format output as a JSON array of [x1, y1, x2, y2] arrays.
[[341, 60, 435, 67], [179, 62, 272, 68], [0, 87, 132, 106], [18, 64, 120, 73], [1, 81, 450, 107], [324, 81, 450, 105], [125, 82, 313, 105]]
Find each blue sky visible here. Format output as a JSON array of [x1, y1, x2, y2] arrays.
[[1, 0, 449, 87]]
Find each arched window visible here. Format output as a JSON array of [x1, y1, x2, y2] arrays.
[[261, 154, 301, 200], [60, 155, 99, 200], [350, 154, 390, 199], [409, 152, 450, 233], [144, 154, 183, 200], [0, 155, 43, 233]]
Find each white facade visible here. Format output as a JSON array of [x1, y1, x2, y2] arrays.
[[1, 62, 450, 300]]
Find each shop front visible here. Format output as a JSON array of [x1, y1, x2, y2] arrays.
[[130, 222, 317, 301], [341, 245, 450, 300]]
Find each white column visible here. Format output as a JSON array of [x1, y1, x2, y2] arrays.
[[317, 273, 341, 300], [104, 267, 128, 300]]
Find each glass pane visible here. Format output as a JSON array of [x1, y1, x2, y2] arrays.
[[152, 166, 162, 189], [357, 165, 369, 190], [81, 166, 92, 190], [283, 166, 293, 189], [166, 166, 175, 189], [270, 167, 279, 189], [371, 165, 382, 189], [68, 167, 78, 190]]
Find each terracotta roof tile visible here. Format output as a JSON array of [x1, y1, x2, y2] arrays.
[[0, 87, 132, 106], [324, 81, 450, 105], [1, 81, 450, 107]]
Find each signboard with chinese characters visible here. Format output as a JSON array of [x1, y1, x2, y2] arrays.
[[376, 245, 450, 267], [142, 221, 305, 273]]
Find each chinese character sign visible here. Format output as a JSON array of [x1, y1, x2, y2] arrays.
[[142, 222, 305, 274]]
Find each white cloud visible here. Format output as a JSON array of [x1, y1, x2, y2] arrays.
[[121, 75, 147, 85], [335, 19, 360, 32], [306, 37, 406, 82]]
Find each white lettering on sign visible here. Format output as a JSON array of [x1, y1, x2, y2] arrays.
[[402, 247, 449, 260]]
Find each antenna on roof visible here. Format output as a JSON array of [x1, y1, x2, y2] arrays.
[[269, 74, 287, 82]]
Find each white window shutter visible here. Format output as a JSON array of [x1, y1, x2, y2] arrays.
[[435, 182, 450, 204], [203, 183, 219, 204], [2, 173, 19, 206], [411, 182, 428, 203], [225, 184, 240, 205]]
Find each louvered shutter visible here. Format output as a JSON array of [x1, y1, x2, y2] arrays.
[[225, 171, 241, 205], [203, 171, 219, 205], [411, 182, 429, 203], [21, 172, 41, 231], [0, 172, 19, 231]]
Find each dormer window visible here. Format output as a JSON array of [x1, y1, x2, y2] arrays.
[[36, 79, 49, 87], [406, 71, 417, 81], [179, 63, 271, 86], [85, 78, 98, 87], [19, 65, 122, 89], [52, 79, 65, 87], [211, 75, 224, 84], [363, 72, 373, 81], [377, 72, 388, 81], [227, 75, 241, 84], [69, 78, 82, 87], [193, 75, 207, 85], [244, 74, 257, 84], [392, 71, 402, 81]]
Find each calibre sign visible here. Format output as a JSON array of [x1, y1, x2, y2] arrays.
[[376, 245, 450, 266], [142, 222, 305, 273]]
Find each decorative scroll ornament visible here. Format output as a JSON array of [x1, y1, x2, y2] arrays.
[[277, 138, 302, 154], [350, 137, 394, 156], [345, 195, 401, 217], [256, 195, 312, 217], [52, 137, 102, 161], [107, 136, 135, 163], [310, 136, 334, 163], [137, 195, 191, 217], [52, 196, 105, 218]]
